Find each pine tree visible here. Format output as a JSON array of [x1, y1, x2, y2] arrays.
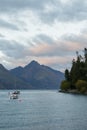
[[65, 69, 70, 81]]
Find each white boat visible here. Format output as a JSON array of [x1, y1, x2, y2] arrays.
[[9, 80, 20, 99], [9, 90, 20, 99], [10, 93, 19, 99], [12, 90, 20, 95]]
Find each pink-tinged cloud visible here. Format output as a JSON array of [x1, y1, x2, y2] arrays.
[[29, 38, 86, 57], [61, 41, 82, 51], [35, 56, 72, 65]]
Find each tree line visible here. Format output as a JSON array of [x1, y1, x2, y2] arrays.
[[60, 48, 87, 94]]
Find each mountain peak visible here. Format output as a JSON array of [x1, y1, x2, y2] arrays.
[[24, 60, 40, 69], [30, 60, 39, 65], [0, 64, 7, 71]]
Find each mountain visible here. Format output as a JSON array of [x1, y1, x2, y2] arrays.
[[10, 60, 64, 89], [0, 61, 64, 89], [0, 64, 31, 89]]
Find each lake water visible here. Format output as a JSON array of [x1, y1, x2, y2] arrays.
[[0, 90, 87, 130]]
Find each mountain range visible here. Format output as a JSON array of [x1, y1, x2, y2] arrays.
[[0, 60, 64, 89]]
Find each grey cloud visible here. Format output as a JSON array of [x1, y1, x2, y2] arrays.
[[0, 40, 27, 59], [0, 0, 48, 12], [0, 0, 87, 24], [0, 34, 5, 37], [61, 33, 87, 46], [40, 0, 87, 23], [33, 34, 55, 44], [62, 0, 87, 21], [0, 19, 19, 30]]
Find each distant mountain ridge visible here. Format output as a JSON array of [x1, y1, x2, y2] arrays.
[[0, 60, 64, 89], [0, 64, 30, 89]]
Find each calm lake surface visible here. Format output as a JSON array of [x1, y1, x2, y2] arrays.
[[0, 90, 87, 130]]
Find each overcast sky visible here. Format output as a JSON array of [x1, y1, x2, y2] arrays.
[[0, 0, 87, 72]]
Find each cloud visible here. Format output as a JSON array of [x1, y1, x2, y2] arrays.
[[0, 29, 87, 71], [0, 32, 85, 60], [60, 0, 87, 21], [27, 32, 87, 57], [61, 33, 87, 50], [0, 0, 87, 24], [39, 0, 87, 23], [0, 19, 19, 30], [0, 0, 47, 12], [0, 34, 4, 37], [0, 40, 28, 59], [33, 34, 55, 44]]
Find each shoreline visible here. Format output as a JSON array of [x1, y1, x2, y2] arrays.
[[59, 89, 87, 95]]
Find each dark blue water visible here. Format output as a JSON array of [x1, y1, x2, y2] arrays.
[[0, 90, 87, 130]]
